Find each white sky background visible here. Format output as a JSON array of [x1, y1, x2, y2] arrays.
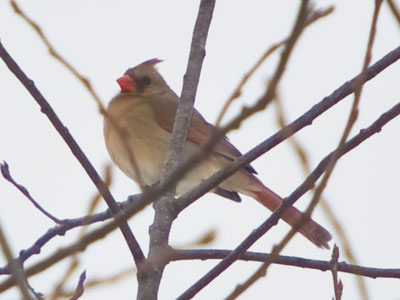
[[0, 0, 400, 299]]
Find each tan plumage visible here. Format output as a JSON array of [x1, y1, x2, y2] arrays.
[[104, 59, 332, 249]]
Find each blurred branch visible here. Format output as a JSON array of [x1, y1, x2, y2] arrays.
[[1, 42, 399, 295], [0, 162, 61, 224], [0, 40, 145, 268], [215, 5, 334, 126], [0, 221, 34, 300], [59, 230, 216, 297], [225, 2, 383, 298], [386, 0, 400, 25], [0, 205, 115, 275], [176, 0, 311, 297], [274, 95, 370, 300], [176, 229, 217, 249], [59, 246, 400, 298], [10, 0, 145, 189], [10, 0, 102, 109], [177, 97, 400, 300], [59, 268, 135, 298], [0, 92, 399, 291], [0, 203, 144, 292], [162, 45, 400, 218], [49, 165, 111, 300], [108, 44, 400, 238], [1, 42, 398, 292], [140, 0, 216, 299]]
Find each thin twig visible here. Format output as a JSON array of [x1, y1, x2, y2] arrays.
[[49, 165, 111, 300], [176, 0, 307, 297], [59, 268, 135, 298], [224, 2, 383, 298], [274, 95, 370, 300], [1, 43, 398, 288], [0, 162, 61, 224], [10, 0, 145, 189], [1, 101, 400, 293], [177, 98, 400, 300], [386, 0, 400, 25], [0, 194, 152, 293], [0, 222, 34, 300], [69, 271, 86, 300], [215, 5, 334, 126], [161, 46, 400, 219], [0, 206, 114, 275], [104, 44, 400, 238], [0, 41, 145, 269], [330, 245, 343, 300]]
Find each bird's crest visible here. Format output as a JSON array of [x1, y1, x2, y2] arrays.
[[141, 58, 163, 66]]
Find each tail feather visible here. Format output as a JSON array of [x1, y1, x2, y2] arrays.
[[252, 185, 332, 249]]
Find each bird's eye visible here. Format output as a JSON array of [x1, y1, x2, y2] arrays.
[[136, 76, 151, 91]]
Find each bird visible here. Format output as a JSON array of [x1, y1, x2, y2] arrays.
[[103, 58, 332, 249]]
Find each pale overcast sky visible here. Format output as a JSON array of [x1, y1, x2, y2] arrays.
[[1, 1, 400, 299]]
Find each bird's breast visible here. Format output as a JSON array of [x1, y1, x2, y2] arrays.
[[104, 97, 170, 186]]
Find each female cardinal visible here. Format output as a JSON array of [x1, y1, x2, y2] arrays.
[[104, 59, 332, 249]]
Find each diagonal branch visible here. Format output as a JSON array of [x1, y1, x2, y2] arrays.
[[176, 99, 400, 300], [1, 162, 61, 224], [1, 99, 399, 292], [10, 0, 146, 189], [0, 222, 34, 300], [0, 41, 145, 269], [273, 95, 370, 300], [2, 44, 398, 293], [225, 1, 384, 298], [215, 5, 335, 126], [174, 44, 400, 213]]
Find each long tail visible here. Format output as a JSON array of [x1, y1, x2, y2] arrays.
[[251, 183, 332, 249]]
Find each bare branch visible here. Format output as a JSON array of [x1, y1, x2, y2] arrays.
[[215, 5, 335, 126], [0, 207, 114, 275], [140, 0, 216, 299], [8, 45, 395, 284], [69, 271, 86, 300], [0, 162, 61, 224], [0, 196, 151, 293], [274, 96, 370, 300], [330, 245, 343, 300], [169, 249, 400, 279], [223, 2, 384, 295], [175, 42, 400, 215], [176, 98, 400, 300], [386, 0, 400, 25], [0, 41, 145, 268], [10, 0, 146, 189], [0, 222, 34, 300]]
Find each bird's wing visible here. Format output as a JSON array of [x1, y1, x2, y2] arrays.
[[150, 95, 256, 174]]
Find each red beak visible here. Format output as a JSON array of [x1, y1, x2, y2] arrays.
[[117, 75, 136, 92]]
